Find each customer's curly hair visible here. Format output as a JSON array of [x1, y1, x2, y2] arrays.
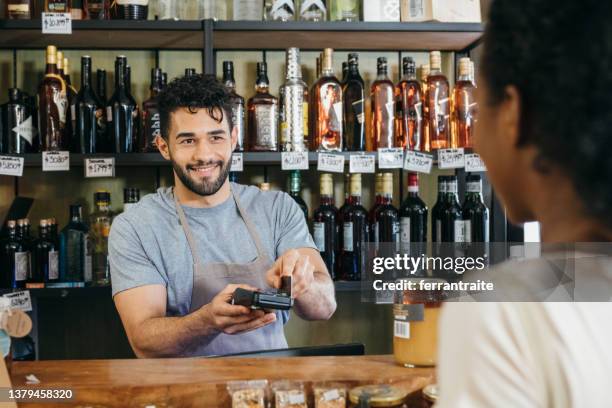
[[482, 0, 612, 222], [157, 73, 233, 140]]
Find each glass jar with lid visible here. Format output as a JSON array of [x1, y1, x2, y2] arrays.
[[348, 384, 408, 407], [393, 278, 445, 367]]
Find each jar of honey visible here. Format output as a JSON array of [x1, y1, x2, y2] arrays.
[[348, 384, 408, 407], [392, 278, 445, 367]]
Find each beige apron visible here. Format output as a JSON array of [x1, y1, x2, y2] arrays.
[[173, 187, 288, 357]]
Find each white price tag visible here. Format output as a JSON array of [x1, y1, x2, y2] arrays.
[[438, 148, 465, 169], [42, 13, 72, 34], [403, 150, 433, 174], [281, 151, 309, 170], [465, 153, 487, 172], [349, 154, 376, 173], [85, 158, 115, 178], [0, 156, 24, 177], [3, 291, 32, 313], [230, 153, 243, 172], [42, 151, 70, 171], [317, 153, 345, 173], [378, 147, 404, 169]]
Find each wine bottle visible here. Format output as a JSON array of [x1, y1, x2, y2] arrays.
[[462, 174, 489, 243], [289, 170, 308, 220], [74, 56, 105, 154], [399, 173, 428, 267], [107, 56, 137, 153], [371, 173, 399, 254], [338, 173, 368, 281], [59, 204, 92, 283], [31, 219, 59, 286], [313, 173, 338, 279], [431, 175, 447, 244]]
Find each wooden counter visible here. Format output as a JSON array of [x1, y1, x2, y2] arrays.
[[8, 355, 435, 407]]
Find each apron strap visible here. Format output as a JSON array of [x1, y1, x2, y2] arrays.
[[172, 184, 270, 266]]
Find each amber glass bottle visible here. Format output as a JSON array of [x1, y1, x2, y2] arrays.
[[311, 48, 343, 152], [395, 57, 423, 150], [371, 57, 395, 150], [425, 51, 450, 150], [38, 45, 67, 151], [452, 57, 477, 148]]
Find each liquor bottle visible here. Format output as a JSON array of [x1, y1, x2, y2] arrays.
[[247, 62, 279, 151], [395, 57, 423, 150], [308, 55, 321, 145], [116, 0, 149, 19], [420, 64, 429, 98], [265, 0, 296, 21], [462, 174, 489, 243], [141, 67, 163, 152], [338, 173, 368, 281], [85, 0, 110, 19], [108, 56, 137, 153], [420, 64, 430, 152], [31, 219, 59, 286], [123, 188, 140, 212], [49, 218, 60, 249], [431, 175, 446, 244], [161, 72, 168, 89], [371, 173, 399, 251], [452, 57, 477, 149], [329, 0, 359, 21], [1, 220, 28, 289], [399, 173, 428, 261], [371, 57, 395, 150], [441, 175, 463, 242], [342, 53, 365, 151], [184, 68, 196, 77], [426, 51, 450, 150], [155, 0, 177, 19], [368, 173, 384, 236], [289, 171, 308, 220], [45, 0, 70, 12], [6, 0, 33, 19], [63, 57, 78, 148], [39, 46, 67, 152], [313, 173, 338, 279], [223, 62, 245, 152], [71, 0, 84, 18], [4, 88, 35, 154], [279, 48, 308, 152], [74, 56, 104, 154], [90, 191, 112, 286], [312, 48, 343, 152], [97, 69, 107, 104], [59, 205, 92, 283], [298, 0, 326, 21], [233, 0, 263, 20]]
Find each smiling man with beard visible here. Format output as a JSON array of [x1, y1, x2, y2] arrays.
[[108, 74, 336, 358]]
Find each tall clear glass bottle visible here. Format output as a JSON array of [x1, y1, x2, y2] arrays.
[[279, 47, 308, 152], [247, 62, 279, 151], [371, 57, 395, 149], [311, 48, 343, 151]]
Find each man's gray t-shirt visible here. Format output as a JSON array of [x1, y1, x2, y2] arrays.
[[108, 183, 316, 318]]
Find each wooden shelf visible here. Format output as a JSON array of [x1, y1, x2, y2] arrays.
[[0, 19, 483, 51], [213, 21, 483, 51], [0, 19, 204, 50]]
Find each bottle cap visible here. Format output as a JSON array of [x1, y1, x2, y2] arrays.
[[420, 64, 430, 81], [402, 56, 416, 76], [46, 45, 57, 64], [349, 174, 362, 196], [57, 51, 64, 70], [348, 52, 359, 65], [458, 57, 471, 77], [320, 174, 333, 196], [322, 48, 334, 71], [429, 51, 442, 70], [382, 173, 393, 195]]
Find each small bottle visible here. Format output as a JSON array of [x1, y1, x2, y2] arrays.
[[123, 188, 140, 212], [371, 57, 395, 149], [59, 204, 93, 283], [1, 220, 28, 289], [223, 61, 246, 152], [247, 62, 279, 151], [452, 57, 477, 149], [4, 88, 35, 154], [298, 0, 326, 21], [265, 0, 296, 21], [426, 51, 450, 150], [38, 45, 68, 152]]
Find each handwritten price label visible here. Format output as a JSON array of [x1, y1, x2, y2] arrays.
[[349, 154, 376, 173], [3, 291, 32, 313], [42, 151, 69, 172], [85, 158, 115, 178], [438, 148, 465, 169], [42, 13, 72, 34], [464, 153, 487, 172], [378, 148, 404, 169], [317, 153, 345, 173], [281, 152, 309, 170], [0, 156, 24, 177], [231, 153, 244, 172], [404, 150, 434, 174]]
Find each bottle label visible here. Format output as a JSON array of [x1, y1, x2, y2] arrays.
[[254, 104, 278, 150], [313, 222, 325, 252], [11, 116, 36, 146], [48, 250, 59, 280], [400, 217, 411, 243], [393, 320, 410, 339], [14, 252, 29, 282], [464, 219, 472, 244], [53, 89, 68, 126], [231, 103, 245, 149], [352, 99, 365, 124], [454, 220, 466, 243], [145, 109, 161, 147], [343, 222, 354, 252], [435, 219, 442, 243]]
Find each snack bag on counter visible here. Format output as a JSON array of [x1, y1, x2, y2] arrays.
[[313, 382, 347, 408], [227, 379, 268, 408], [271, 380, 307, 408]]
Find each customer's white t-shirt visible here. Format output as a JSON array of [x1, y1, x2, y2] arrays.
[[436, 253, 612, 407]]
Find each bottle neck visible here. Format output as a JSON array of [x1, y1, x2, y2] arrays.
[[377, 67, 389, 80], [81, 64, 92, 89], [223, 70, 236, 89], [39, 227, 49, 240], [458, 73, 471, 82], [381, 193, 393, 205], [96, 202, 110, 212], [402, 69, 417, 81], [320, 195, 334, 206], [348, 194, 362, 205], [7, 228, 16, 240], [256, 75, 270, 93], [45, 63, 58, 75], [115, 66, 125, 90]]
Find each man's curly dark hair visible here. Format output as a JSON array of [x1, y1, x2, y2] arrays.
[[481, 0, 612, 224], [157, 73, 233, 140]]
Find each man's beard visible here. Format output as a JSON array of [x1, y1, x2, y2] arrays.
[[171, 155, 231, 197]]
